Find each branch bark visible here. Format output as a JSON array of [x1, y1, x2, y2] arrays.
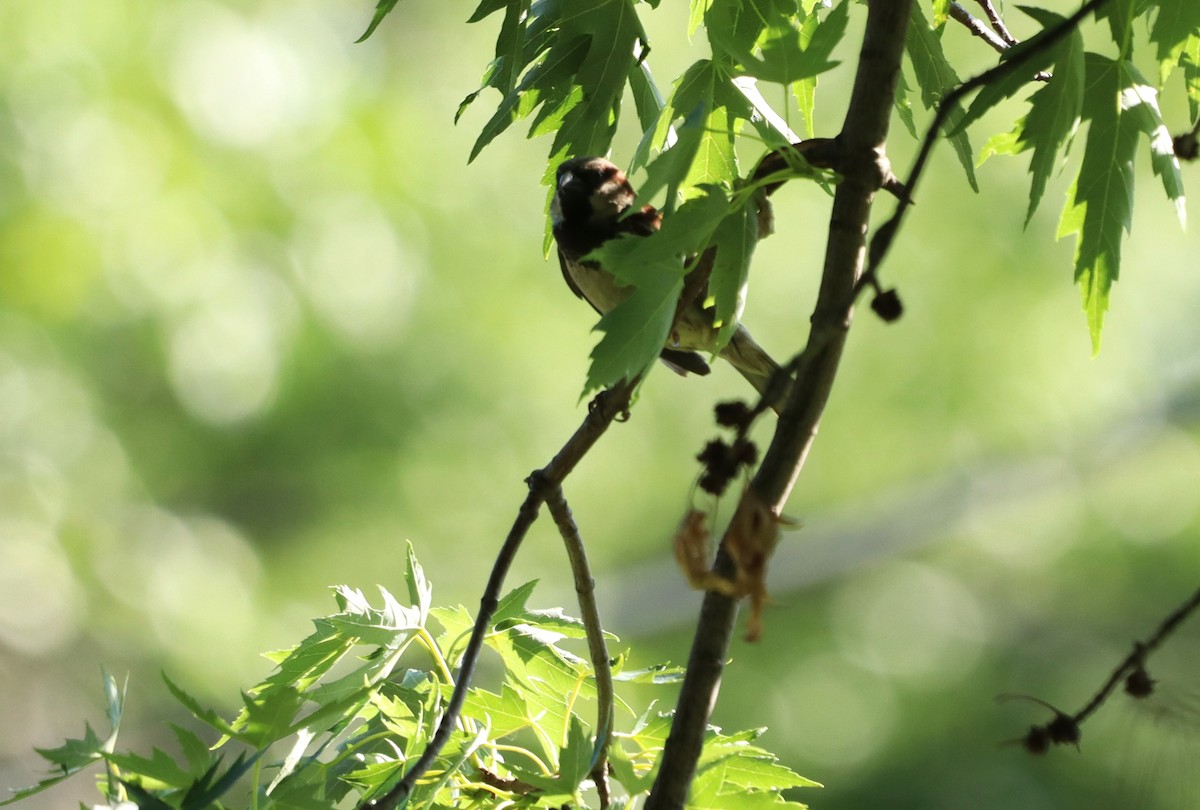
[[645, 1, 914, 806], [544, 482, 615, 806]]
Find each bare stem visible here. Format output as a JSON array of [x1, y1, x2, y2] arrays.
[[974, 0, 1018, 44], [949, 1, 1010, 54], [544, 482, 615, 806]]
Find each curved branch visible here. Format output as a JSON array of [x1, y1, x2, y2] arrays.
[[645, 2, 916, 806], [365, 380, 638, 810], [543, 482, 615, 806]]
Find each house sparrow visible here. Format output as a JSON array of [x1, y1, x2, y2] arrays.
[[550, 156, 786, 408]]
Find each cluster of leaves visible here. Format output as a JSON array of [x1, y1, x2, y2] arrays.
[[966, 0, 1195, 350], [6, 547, 816, 809], [358, 0, 1199, 370]]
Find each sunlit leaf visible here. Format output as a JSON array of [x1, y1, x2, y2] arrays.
[[930, 0, 950, 29], [105, 748, 194, 791], [707, 0, 846, 84], [1057, 54, 1138, 354], [1015, 8, 1086, 224], [1149, 0, 1200, 83], [1121, 62, 1186, 226]]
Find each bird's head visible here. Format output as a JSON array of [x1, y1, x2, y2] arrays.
[[550, 157, 636, 232]]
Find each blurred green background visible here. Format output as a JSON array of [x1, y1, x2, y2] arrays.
[[2, 1, 1199, 808]]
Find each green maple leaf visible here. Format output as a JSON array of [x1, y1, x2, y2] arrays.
[[707, 0, 847, 85], [356, 0, 404, 42], [1184, 34, 1200, 118], [709, 205, 759, 347], [584, 252, 685, 396], [465, 0, 649, 162], [1148, 0, 1200, 83], [1057, 55, 1137, 354], [954, 7, 1075, 139], [583, 190, 728, 396], [1120, 62, 1186, 228], [1017, 9, 1086, 224]]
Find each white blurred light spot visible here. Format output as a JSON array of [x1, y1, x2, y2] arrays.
[[118, 508, 261, 659], [964, 460, 1083, 568], [833, 561, 987, 685], [16, 104, 167, 220], [293, 196, 424, 348], [1089, 427, 1200, 545], [777, 654, 898, 771], [103, 191, 233, 315], [167, 5, 314, 147], [0, 520, 83, 655], [2, 365, 97, 467], [166, 267, 294, 424]]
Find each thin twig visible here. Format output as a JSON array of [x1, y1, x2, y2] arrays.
[[1009, 584, 1200, 754], [644, 0, 916, 804], [1072, 584, 1200, 726], [949, 2, 1010, 54], [974, 0, 1018, 44], [949, 2, 1052, 80], [364, 379, 638, 810], [863, 0, 1112, 297], [543, 482, 615, 807]]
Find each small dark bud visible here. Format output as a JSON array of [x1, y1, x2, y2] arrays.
[[1174, 131, 1198, 161], [697, 439, 738, 495], [1045, 712, 1080, 747], [698, 470, 728, 496], [731, 437, 758, 468], [1022, 725, 1051, 755], [714, 400, 752, 429], [696, 439, 730, 467], [871, 288, 903, 322], [1124, 665, 1156, 699]]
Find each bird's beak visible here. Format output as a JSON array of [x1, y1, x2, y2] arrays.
[[557, 171, 577, 191]]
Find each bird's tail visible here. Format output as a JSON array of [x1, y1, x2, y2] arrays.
[[720, 325, 791, 414]]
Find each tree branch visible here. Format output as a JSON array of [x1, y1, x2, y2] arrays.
[[950, 1, 1011, 55], [644, 2, 915, 806], [949, 2, 1052, 79], [973, 0, 1018, 44], [364, 380, 638, 810], [1014, 583, 1200, 753], [543, 482, 615, 806]]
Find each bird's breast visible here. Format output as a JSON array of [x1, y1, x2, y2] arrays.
[[565, 259, 633, 314]]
